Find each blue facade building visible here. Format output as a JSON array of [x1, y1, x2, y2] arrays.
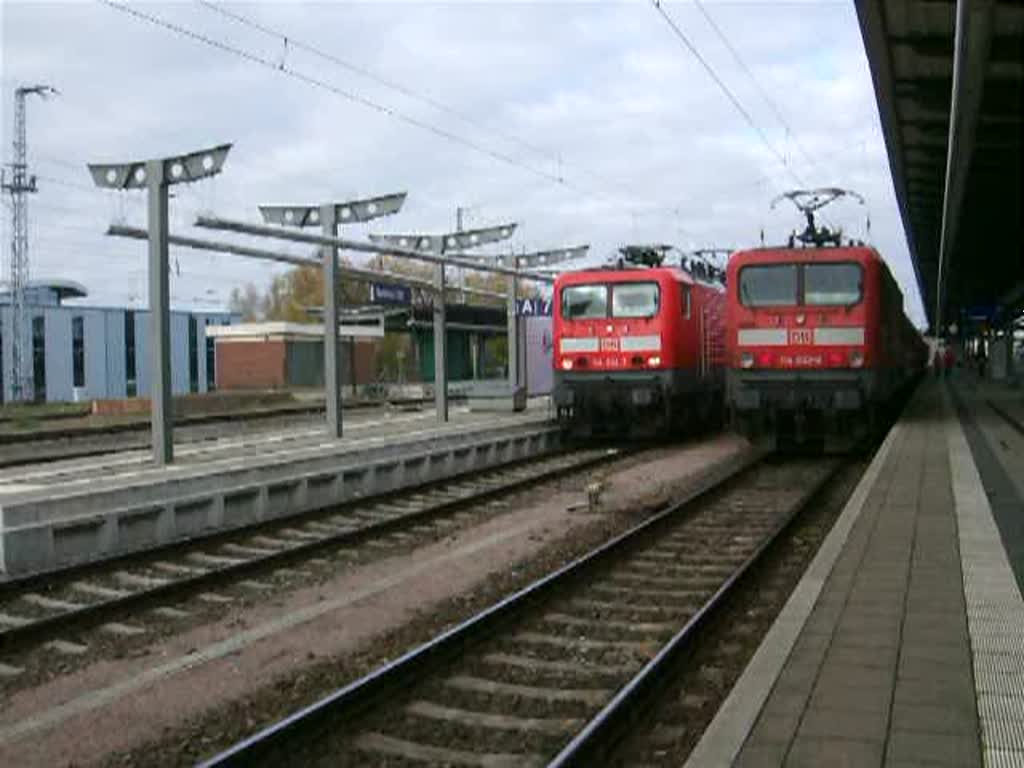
[[0, 280, 234, 403]]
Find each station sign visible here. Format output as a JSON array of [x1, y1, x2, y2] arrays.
[[517, 297, 552, 316], [966, 304, 998, 321], [370, 282, 412, 306]]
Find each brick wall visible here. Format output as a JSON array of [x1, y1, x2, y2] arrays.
[[216, 340, 287, 390]]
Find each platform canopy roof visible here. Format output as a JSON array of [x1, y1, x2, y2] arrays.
[[857, 0, 1023, 332]]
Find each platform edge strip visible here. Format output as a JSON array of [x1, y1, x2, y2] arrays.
[[682, 419, 903, 767]]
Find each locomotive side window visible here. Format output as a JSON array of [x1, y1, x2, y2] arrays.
[[561, 285, 607, 319], [739, 265, 798, 307], [682, 286, 691, 319], [804, 263, 863, 306], [611, 282, 660, 318]]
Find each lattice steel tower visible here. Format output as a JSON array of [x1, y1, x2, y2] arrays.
[[1, 85, 56, 401]]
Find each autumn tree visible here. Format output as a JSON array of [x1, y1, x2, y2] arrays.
[[261, 260, 371, 322], [228, 283, 263, 321]]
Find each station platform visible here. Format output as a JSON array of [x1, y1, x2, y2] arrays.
[[687, 374, 1024, 767], [0, 402, 558, 577]]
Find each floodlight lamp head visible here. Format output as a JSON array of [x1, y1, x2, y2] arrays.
[[87, 143, 232, 190], [368, 233, 439, 252], [259, 192, 407, 228], [18, 84, 58, 98], [517, 245, 590, 270], [444, 222, 517, 253], [369, 221, 517, 254]]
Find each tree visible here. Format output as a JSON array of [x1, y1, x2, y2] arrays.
[[260, 261, 370, 323], [228, 283, 263, 321]]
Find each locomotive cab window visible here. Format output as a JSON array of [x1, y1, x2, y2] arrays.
[[739, 265, 798, 307], [804, 263, 863, 306], [681, 285, 691, 319], [561, 285, 607, 319], [611, 282, 659, 318]]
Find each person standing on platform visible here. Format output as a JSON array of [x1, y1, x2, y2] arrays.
[[944, 344, 956, 378], [933, 346, 944, 378]]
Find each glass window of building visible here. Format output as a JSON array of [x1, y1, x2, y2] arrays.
[[72, 316, 85, 388], [32, 316, 46, 402], [125, 311, 136, 397]]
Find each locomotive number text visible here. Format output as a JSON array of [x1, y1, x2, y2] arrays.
[[778, 354, 823, 367], [788, 329, 812, 345], [600, 338, 620, 352]]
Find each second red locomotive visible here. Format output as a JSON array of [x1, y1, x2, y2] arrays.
[[553, 245, 727, 436], [725, 190, 926, 449]]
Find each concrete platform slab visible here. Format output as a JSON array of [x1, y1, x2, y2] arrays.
[[687, 377, 1024, 767], [0, 405, 560, 576]]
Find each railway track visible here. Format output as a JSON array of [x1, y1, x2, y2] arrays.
[[0, 403, 330, 469], [0, 447, 619, 680], [986, 398, 1024, 436], [199, 455, 846, 767]]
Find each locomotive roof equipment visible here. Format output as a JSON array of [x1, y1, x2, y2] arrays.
[[770, 187, 866, 249]]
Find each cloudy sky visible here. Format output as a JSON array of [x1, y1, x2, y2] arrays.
[[1, 0, 924, 325]]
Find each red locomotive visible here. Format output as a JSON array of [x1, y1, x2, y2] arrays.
[[552, 245, 727, 436], [726, 189, 926, 449]]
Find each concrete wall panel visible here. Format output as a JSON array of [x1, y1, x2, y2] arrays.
[[43, 310, 72, 403], [170, 312, 189, 395]]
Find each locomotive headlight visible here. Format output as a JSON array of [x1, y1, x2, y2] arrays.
[[561, 358, 574, 371], [740, 351, 755, 369], [647, 356, 661, 367], [849, 349, 864, 368]]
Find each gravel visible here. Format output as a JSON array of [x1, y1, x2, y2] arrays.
[[99, 440, 750, 768]]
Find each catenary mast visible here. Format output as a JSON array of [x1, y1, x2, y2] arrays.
[[1, 84, 57, 401]]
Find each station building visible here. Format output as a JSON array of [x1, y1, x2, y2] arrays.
[[208, 303, 515, 392], [0, 279, 234, 404]]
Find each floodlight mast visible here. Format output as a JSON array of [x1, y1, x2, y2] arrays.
[[2, 84, 57, 402], [435, 243, 588, 392], [259, 193, 406, 439], [368, 222, 517, 422], [88, 143, 231, 466], [505, 245, 589, 391]]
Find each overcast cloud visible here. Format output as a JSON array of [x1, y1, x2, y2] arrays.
[[1, 0, 924, 325]]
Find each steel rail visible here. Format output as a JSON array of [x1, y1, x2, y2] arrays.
[[986, 399, 1024, 437], [0, 402, 325, 448], [547, 457, 845, 766], [0, 447, 617, 653], [196, 448, 764, 767], [0, 421, 561, 595]]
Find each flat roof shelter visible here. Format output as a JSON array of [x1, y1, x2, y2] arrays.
[[857, 0, 1023, 332]]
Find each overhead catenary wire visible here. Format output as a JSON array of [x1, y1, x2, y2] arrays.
[[100, 0, 646, 216], [195, 0, 553, 163], [692, 0, 821, 175], [649, 0, 804, 188], [194, 0, 673, 213]]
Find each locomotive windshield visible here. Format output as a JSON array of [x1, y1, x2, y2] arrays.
[[739, 262, 863, 307], [560, 282, 660, 319], [804, 263, 863, 305], [611, 282, 659, 318], [561, 284, 607, 319], [739, 265, 798, 307]]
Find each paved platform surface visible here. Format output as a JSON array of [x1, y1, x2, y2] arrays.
[[687, 376, 1024, 767], [0, 401, 551, 505]]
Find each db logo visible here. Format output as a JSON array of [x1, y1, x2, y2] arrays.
[[789, 329, 812, 345], [600, 338, 620, 352]]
